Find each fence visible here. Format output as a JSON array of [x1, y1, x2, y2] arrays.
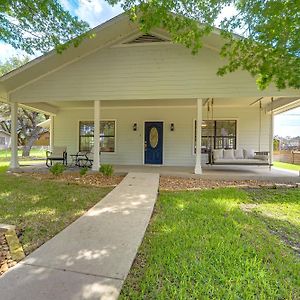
[[273, 150, 300, 165]]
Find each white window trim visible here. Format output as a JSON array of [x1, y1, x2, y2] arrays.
[[78, 119, 117, 154], [192, 118, 239, 156]]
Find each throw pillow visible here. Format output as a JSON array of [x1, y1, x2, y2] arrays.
[[213, 149, 224, 160], [234, 149, 244, 159], [244, 149, 255, 159], [224, 149, 234, 159]]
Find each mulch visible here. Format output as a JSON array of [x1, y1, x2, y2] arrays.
[[24, 172, 125, 187], [159, 176, 277, 191]]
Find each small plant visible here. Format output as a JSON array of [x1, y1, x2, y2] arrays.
[[99, 164, 114, 176], [79, 166, 89, 176], [49, 163, 66, 176]]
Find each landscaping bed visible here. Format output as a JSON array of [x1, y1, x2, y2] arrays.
[[27, 172, 124, 187], [159, 176, 296, 191]]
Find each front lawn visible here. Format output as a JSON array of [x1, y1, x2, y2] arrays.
[[0, 148, 46, 160], [121, 188, 300, 299], [0, 171, 112, 254], [274, 161, 300, 172]]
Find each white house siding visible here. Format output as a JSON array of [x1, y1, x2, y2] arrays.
[[53, 105, 270, 166], [10, 43, 296, 103]]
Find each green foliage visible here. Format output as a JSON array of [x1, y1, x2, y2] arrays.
[[79, 166, 89, 176], [49, 163, 66, 176], [107, 0, 300, 90], [0, 0, 90, 55], [121, 188, 300, 299], [273, 138, 280, 151], [0, 55, 30, 76], [99, 164, 114, 176]]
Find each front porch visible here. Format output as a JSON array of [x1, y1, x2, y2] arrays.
[[14, 163, 300, 184]]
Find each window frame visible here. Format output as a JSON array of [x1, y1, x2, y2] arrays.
[[193, 119, 238, 154], [79, 120, 117, 153]]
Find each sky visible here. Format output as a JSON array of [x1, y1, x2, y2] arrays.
[[274, 107, 300, 138], [0, 1, 299, 138]]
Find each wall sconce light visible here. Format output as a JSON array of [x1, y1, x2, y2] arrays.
[[133, 123, 137, 131], [170, 123, 175, 131]]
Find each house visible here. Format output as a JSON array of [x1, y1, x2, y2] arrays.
[[34, 119, 51, 147], [0, 12, 299, 173], [0, 130, 11, 150]]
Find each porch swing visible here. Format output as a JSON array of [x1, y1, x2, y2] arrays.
[[206, 98, 272, 168]]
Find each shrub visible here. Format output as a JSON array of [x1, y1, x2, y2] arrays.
[[99, 164, 114, 176], [79, 166, 89, 176], [49, 163, 66, 176]]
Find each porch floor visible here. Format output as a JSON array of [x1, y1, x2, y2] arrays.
[[14, 163, 300, 183]]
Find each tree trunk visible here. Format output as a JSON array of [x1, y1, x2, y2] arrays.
[[22, 128, 43, 157]]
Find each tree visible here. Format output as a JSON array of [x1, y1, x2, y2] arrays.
[[0, 56, 48, 157], [107, 0, 300, 90], [0, 0, 90, 54]]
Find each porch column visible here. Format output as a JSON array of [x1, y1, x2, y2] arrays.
[[49, 116, 54, 150], [92, 100, 101, 171], [9, 102, 20, 170], [269, 100, 274, 167], [194, 98, 203, 174]]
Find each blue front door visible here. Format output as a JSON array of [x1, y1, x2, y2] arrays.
[[144, 122, 163, 164]]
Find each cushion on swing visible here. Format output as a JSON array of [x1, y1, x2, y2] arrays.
[[224, 149, 234, 159], [234, 149, 244, 159], [213, 149, 224, 160]]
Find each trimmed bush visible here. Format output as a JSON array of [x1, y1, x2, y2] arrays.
[[99, 164, 114, 176], [79, 166, 89, 176], [49, 163, 66, 176]]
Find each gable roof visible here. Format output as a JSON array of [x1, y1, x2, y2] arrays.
[[0, 11, 225, 94]]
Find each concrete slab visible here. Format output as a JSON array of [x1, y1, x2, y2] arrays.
[[0, 172, 159, 299]]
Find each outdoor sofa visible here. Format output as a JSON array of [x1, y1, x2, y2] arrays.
[[210, 149, 271, 166]]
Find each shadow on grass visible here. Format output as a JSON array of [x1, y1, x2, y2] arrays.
[[120, 188, 299, 299], [0, 172, 112, 254]]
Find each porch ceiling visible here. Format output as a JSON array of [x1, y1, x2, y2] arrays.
[[18, 96, 300, 115]]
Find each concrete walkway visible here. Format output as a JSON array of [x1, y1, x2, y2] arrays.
[[0, 172, 159, 300]]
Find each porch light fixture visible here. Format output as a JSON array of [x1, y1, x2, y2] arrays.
[[133, 123, 137, 131], [170, 123, 175, 131]]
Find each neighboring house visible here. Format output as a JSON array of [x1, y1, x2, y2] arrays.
[[34, 119, 51, 147], [0, 130, 11, 150], [0, 12, 299, 171], [34, 131, 50, 147]]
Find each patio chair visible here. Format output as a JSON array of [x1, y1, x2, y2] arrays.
[[46, 146, 67, 167], [76, 147, 95, 168]]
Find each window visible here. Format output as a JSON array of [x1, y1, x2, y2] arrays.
[[194, 120, 237, 153], [79, 121, 116, 152], [0, 137, 5, 145]]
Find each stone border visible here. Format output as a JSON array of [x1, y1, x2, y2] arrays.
[[0, 224, 25, 263]]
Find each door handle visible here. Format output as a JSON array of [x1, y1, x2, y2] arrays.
[[144, 141, 147, 151]]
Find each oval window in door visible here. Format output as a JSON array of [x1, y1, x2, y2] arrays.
[[149, 127, 159, 148]]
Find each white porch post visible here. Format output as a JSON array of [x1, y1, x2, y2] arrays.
[[49, 116, 54, 150], [269, 100, 274, 167], [92, 100, 101, 171], [9, 102, 20, 170], [194, 98, 203, 174]]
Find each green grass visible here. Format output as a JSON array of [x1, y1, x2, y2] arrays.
[[0, 171, 112, 254], [274, 161, 300, 171], [0, 148, 46, 160], [120, 188, 300, 299]]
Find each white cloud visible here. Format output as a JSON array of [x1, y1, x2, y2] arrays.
[[75, 0, 104, 27], [59, 0, 74, 12], [0, 43, 30, 63], [75, 0, 123, 28]]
